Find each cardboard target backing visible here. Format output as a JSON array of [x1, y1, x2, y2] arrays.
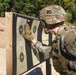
[[6, 12, 52, 75], [16, 17, 27, 75]]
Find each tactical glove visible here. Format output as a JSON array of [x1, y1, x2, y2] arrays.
[[52, 51, 69, 73], [52, 51, 75, 75], [22, 23, 34, 42]]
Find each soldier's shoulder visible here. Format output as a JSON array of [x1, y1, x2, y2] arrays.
[[58, 23, 76, 36], [64, 23, 76, 29]]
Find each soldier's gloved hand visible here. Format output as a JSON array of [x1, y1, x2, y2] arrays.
[[22, 23, 34, 42], [52, 51, 69, 73]]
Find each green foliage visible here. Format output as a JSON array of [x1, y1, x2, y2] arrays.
[[0, 0, 76, 24], [0, 2, 5, 17], [66, 11, 72, 22]]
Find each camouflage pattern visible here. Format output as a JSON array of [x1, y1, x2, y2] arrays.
[[52, 24, 76, 75], [69, 60, 76, 70], [52, 51, 74, 75], [39, 5, 66, 25], [33, 41, 51, 55], [63, 30, 76, 57], [58, 24, 76, 58]]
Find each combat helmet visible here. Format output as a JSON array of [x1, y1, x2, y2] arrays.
[[39, 5, 66, 25]]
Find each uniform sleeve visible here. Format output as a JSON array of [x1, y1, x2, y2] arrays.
[[69, 60, 76, 70], [32, 41, 52, 55]]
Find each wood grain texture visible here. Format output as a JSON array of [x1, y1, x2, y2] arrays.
[[5, 12, 13, 75]]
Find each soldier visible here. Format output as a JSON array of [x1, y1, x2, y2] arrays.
[[22, 5, 76, 75]]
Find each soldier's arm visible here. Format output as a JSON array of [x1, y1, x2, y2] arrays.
[[22, 23, 51, 54], [32, 39, 51, 55]]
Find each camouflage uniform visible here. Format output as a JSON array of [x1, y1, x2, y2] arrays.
[[22, 5, 76, 75], [52, 24, 76, 75], [32, 24, 76, 75], [39, 5, 76, 75]]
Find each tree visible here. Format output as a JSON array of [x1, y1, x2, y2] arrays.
[[0, 0, 76, 25]]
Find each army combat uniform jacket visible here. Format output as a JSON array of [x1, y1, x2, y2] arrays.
[[32, 24, 76, 75], [52, 24, 76, 75]]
